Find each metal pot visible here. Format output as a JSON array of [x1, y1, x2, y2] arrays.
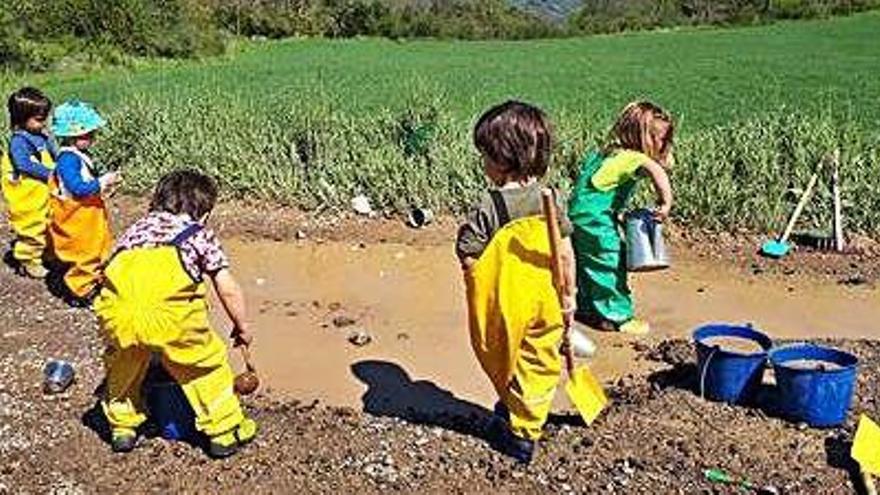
[[624, 209, 669, 272]]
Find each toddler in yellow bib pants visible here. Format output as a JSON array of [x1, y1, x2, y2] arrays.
[[457, 101, 583, 464], [2, 88, 56, 278], [94, 170, 257, 458]]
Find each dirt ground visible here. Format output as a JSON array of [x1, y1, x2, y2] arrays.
[[1, 199, 879, 494]]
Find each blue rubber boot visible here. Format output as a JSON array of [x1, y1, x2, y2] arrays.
[[489, 425, 535, 464], [486, 402, 534, 464]]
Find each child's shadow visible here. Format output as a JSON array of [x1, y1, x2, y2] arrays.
[[351, 360, 493, 440], [81, 378, 206, 452], [825, 435, 874, 495]]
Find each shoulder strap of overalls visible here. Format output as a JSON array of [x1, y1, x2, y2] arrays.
[[169, 223, 203, 247], [489, 190, 511, 229]]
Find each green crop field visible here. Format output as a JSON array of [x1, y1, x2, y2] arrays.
[[3, 12, 880, 233]]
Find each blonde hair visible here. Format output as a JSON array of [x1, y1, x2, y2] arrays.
[[605, 100, 674, 162]]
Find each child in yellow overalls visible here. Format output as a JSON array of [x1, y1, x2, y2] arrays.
[[48, 101, 120, 306], [458, 101, 582, 464], [569, 101, 674, 335], [94, 170, 257, 459], [2, 87, 56, 278]]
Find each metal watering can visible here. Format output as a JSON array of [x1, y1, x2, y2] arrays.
[[624, 208, 669, 272]]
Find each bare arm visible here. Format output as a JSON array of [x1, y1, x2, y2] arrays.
[[640, 160, 673, 221], [210, 268, 252, 346]]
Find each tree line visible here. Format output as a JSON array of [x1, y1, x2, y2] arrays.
[[2, 0, 877, 71]]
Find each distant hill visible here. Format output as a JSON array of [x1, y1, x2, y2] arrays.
[[509, 0, 583, 22]]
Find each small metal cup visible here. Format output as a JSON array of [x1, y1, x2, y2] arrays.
[[43, 359, 75, 394]]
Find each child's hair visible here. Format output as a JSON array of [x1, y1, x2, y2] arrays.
[[474, 100, 553, 180], [605, 100, 674, 162], [7, 87, 52, 130], [149, 169, 218, 220]]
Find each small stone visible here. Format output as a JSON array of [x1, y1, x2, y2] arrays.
[[294, 230, 307, 240], [333, 315, 357, 328], [328, 302, 342, 311], [839, 275, 868, 286], [348, 330, 372, 347], [255, 278, 266, 286], [351, 195, 373, 216]]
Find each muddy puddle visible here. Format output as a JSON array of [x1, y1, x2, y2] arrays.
[[214, 238, 880, 409]]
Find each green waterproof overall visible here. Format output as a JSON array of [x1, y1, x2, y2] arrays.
[[568, 150, 649, 324]]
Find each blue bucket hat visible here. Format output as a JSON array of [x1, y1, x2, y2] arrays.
[[52, 100, 106, 137]]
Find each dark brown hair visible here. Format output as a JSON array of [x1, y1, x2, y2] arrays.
[[473, 100, 553, 180], [7, 87, 52, 130], [605, 100, 674, 162], [149, 169, 218, 220]]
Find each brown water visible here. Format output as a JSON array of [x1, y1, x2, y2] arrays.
[[701, 336, 766, 354], [214, 239, 880, 409]]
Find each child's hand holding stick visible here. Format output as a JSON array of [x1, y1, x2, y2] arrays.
[[231, 325, 259, 396]]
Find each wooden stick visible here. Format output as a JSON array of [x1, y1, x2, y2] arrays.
[[864, 469, 878, 495], [541, 189, 564, 291], [780, 163, 822, 244], [832, 149, 844, 252], [239, 345, 256, 372], [541, 189, 575, 374]]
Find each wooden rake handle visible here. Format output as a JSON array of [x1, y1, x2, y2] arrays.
[[541, 189, 576, 375], [780, 158, 825, 243]]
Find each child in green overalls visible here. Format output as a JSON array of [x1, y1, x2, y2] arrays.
[[569, 101, 674, 335]]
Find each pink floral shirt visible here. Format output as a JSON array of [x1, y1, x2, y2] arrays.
[[114, 211, 229, 280]]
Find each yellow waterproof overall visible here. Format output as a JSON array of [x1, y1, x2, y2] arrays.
[[49, 148, 112, 297], [1, 148, 54, 266], [94, 225, 245, 437], [465, 216, 564, 441]]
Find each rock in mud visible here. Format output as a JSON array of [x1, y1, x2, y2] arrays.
[[332, 315, 357, 328], [348, 329, 372, 347]]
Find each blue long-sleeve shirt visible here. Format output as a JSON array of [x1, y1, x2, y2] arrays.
[[55, 150, 100, 198], [8, 131, 56, 182]]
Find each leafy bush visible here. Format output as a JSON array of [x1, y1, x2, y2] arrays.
[[570, 0, 880, 32], [6, 0, 223, 71]]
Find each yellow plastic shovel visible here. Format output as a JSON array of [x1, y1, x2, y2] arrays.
[[541, 189, 608, 426], [853, 414, 880, 495]]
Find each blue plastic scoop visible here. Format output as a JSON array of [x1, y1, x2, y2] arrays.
[[760, 239, 791, 258]]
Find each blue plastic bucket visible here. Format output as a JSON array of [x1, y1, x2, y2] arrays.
[[769, 344, 859, 428], [693, 324, 773, 404], [144, 363, 196, 441]]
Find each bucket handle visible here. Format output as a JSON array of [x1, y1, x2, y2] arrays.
[[699, 346, 720, 401]]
